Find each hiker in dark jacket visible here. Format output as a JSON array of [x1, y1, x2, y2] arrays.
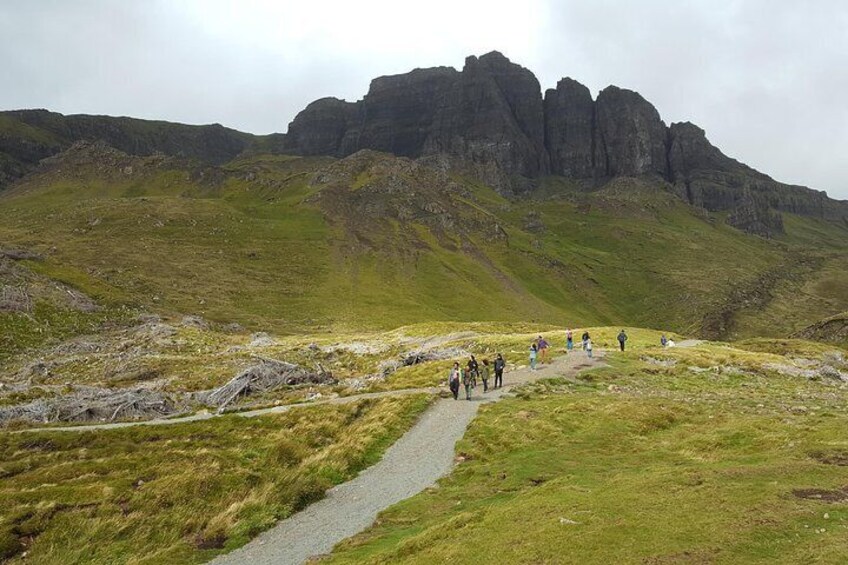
[[462, 365, 474, 400], [468, 355, 479, 388], [480, 359, 491, 392], [617, 329, 628, 352], [448, 362, 461, 400], [494, 354, 505, 388], [581, 331, 590, 351]]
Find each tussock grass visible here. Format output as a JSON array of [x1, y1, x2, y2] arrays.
[[0, 394, 431, 563]]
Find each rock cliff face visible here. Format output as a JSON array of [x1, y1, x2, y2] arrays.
[[281, 51, 848, 234], [544, 78, 595, 178], [666, 121, 847, 233], [284, 53, 548, 188], [283, 97, 359, 156], [593, 86, 668, 178]]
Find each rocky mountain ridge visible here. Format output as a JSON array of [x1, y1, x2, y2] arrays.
[[2, 52, 846, 237], [280, 51, 848, 236]]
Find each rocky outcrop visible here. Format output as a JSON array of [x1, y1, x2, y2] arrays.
[[544, 78, 595, 177], [593, 86, 668, 178], [284, 97, 359, 156], [792, 312, 848, 346], [283, 52, 548, 190], [726, 189, 784, 237], [422, 53, 548, 186], [356, 67, 458, 157], [667, 121, 848, 230], [278, 51, 848, 232]]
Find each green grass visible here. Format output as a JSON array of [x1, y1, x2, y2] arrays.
[[326, 340, 848, 564], [0, 394, 432, 564], [2, 150, 846, 340], [733, 253, 848, 339]]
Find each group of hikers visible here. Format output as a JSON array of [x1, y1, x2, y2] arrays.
[[447, 354, 506, 400], [447, 329, 635, 401]]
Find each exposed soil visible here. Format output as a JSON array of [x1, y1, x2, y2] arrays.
[[810, 450, 848, 466], [792, 486, 848, 502]]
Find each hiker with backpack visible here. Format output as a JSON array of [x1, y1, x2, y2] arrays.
[[529, 343, 538, 370], [585, 337, 594, 358], [462, 364, 474, 400], [661, 334, 668, 347], [480, 359, 491, 392], [581, 331, 590, 351], [494, 353, 505, 388], [537, 335, 549, 363], [617, 329, 628, 352], [448, 362, 461, 400], [467, 355, 479, 388]]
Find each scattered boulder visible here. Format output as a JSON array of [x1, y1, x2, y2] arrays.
[[180, 315, 209, 330], [248, 332, 275, 347], [0, 249, 43, 261]]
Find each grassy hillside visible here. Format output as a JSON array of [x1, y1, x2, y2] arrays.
[[1, 144, 846, 347], [327, 339, 848, 564]]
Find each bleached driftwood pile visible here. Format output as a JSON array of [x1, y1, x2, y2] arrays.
[[195, 358, 336, 412]]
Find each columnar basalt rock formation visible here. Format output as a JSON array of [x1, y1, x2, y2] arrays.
[[544, 77, 596, 178], [278, 51, 847, 235]]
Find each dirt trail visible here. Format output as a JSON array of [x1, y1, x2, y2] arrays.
[[210, 351, 605, 565]]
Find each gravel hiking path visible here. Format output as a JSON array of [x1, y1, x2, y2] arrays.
[[210, 351, 606, 565]]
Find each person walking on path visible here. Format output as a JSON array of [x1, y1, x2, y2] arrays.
[[586, 337, 594, 358], [448, 362, 461, 400], [581, 331, 590, 351], [462, 365, 474, 400], [480, 359, 491, 392], [617, 329, 628, 352], [537, 335, 549, 363], [494, 354, 505, 388], [468, 355, 479, 388], [661, 334, 668, 347], [529, 343, 538, 370], [566, 328, 574, 351]]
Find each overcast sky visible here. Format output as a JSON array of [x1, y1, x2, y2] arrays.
[[1, 0, 846, 198]]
